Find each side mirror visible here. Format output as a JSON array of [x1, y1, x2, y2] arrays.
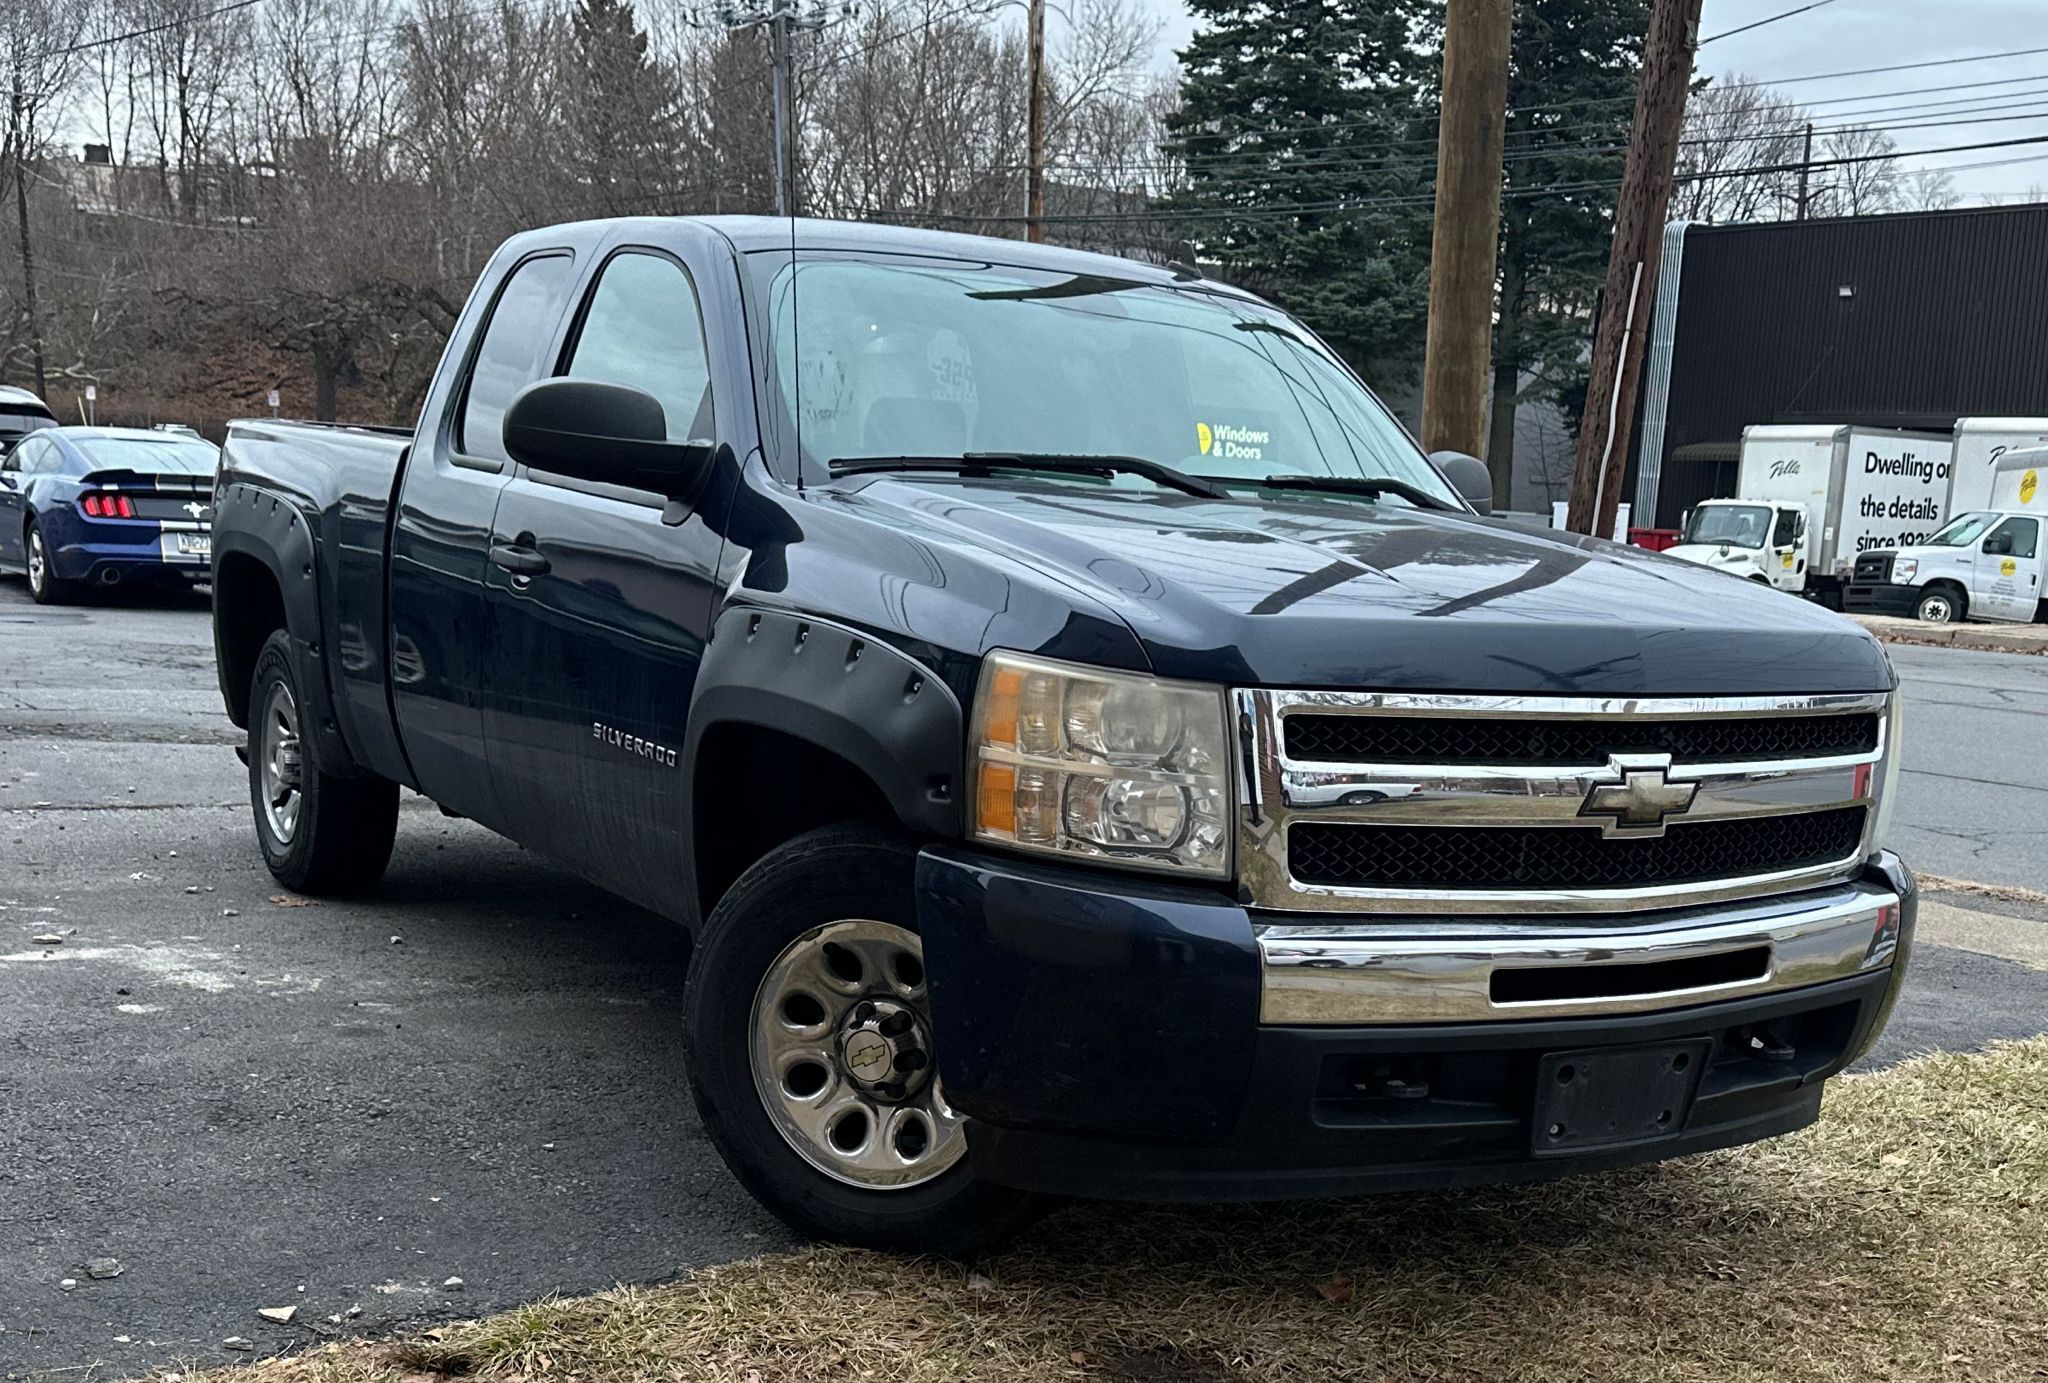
[[502, 378, 713, 498], [1428, 450, 1492, 516]]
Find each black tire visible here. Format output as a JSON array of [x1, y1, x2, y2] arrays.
[[246, 630, 399, 894], [25, 519, 72, 605], [684, 825, 1043, 1254]]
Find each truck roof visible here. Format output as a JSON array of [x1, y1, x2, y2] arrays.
[[498, 215, 1264, 303], [1954, 417, 2048, 433], [1741, 422, 1952, 443]]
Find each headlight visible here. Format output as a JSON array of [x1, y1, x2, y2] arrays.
[[1869, 691, 1904, 850], [1893, 558, 1918, 583], [968, 651, 1232, 878]]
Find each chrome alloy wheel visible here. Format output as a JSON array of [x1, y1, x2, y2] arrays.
[[259, 680, 305, 845], [26, 527, 46, 594], [749, 919, 967, 1189]]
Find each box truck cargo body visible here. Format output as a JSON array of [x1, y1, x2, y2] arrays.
[[1947, 418, 2048, 514], [1664, 425, 1953, 604], [1845, 445, 2048, 624]]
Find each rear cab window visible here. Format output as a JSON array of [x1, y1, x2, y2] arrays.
[[456, 254, 578, 467]]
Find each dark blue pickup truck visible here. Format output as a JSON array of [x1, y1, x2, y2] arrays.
[[211, 216, 1913, 1251]]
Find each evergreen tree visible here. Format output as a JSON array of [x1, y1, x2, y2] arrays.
[[569, 0, 686, 215], [1481, 0, 1648, 504], [1165, 0, 1436, 388]]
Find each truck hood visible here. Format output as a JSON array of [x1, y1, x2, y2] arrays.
[[814, 477, 1895, 695]]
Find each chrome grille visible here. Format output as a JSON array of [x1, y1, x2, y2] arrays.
[[1236, 691, 1892, 915], [1288, 808, 1867, 890], [1284, 712, 1880, 766]]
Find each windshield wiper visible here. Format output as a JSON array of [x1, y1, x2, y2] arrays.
[[1229, 473, 1459, 513], [828, 453, 1227, 500]]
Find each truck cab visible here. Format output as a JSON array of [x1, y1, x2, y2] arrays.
[[1667, 499, 1809, 591], [1848, 446, 2048, 624]]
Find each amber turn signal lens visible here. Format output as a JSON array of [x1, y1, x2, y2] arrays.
[[977, 761, 1018, 835]]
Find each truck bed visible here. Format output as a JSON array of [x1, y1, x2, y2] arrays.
[[214, 418, 416, 786]]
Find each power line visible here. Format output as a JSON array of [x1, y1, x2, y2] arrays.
[[1073, 100, 2048, 181], [1700, 0, 1840, 45], [51, 0, 263, 57]]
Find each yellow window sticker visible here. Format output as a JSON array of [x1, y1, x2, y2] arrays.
[[1196, 421, 1272, 462]]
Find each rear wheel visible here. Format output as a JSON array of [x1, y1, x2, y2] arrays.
[[1914, 585, 1964, 624], [247, 630, 399, 894], [685, 825, 1042, 1253], [25, 520, 71, 605]]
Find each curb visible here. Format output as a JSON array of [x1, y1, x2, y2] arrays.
[[1849, 614, 2048, 657]]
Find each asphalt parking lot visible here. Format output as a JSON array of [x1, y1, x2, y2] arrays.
[[5, 579, 2048, 1379]]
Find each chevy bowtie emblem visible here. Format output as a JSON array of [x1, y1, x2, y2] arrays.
[[1579, 754, 1698, 837]]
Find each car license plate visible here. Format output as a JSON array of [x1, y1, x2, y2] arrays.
[[175, 533, 211, 557], [1531, 1040, 1710, 1155]]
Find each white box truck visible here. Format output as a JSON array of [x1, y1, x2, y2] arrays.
[[1847, 445, 2048, 624], [1665, 424, 1953, 606], [1946, 417, 2048, 514]]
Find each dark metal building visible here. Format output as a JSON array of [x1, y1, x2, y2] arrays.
[[1628, 202, 2048, 528]]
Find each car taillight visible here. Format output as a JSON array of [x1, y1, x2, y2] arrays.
[[81, 492, 135, 518]]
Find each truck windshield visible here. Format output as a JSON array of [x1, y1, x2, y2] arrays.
[[1923, 512, 1996, 546], [1683, 503, 1772, 549], [754, 254, 1455, 505]]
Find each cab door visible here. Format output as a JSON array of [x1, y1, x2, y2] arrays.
[[387, 248, 581, 824], [1975, 516, 2042, 622], [1770, 506, 1807, 592], [480, 232, 743, 913]]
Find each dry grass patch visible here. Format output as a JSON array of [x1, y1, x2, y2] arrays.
[[199, 1040, 2048, 1383]]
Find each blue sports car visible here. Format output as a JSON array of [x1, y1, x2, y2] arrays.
[[0, 426, 219, 604]]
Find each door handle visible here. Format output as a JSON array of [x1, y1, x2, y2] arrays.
[[489, 542, 549, 576]]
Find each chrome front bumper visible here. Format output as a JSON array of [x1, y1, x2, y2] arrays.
[[1258, 874, 1905, 1024]]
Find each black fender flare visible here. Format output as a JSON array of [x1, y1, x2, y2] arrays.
[[211, 481, 358, 775], [684, 606, 965, 844]]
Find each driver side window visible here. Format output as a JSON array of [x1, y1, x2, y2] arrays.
[[563, 251, 713, 440], [1988, 517, 2039, 560], [9, 437, 45, 474], [1773, 510, 1800, 547]]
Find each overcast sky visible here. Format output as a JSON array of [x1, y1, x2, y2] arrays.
[[1121, 0, 2047, 205]]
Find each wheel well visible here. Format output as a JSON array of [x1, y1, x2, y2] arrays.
[[215, 553, 288, 726], [693, 722, 899, 921], [1922, 578, 1968, 606]]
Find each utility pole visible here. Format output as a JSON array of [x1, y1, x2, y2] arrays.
[[1564, 0, 1703, 538], [722, 0, 830, 216], [7, 79, 49, 399], [1419, 0, 1513, 481], [1025, 0, 1047, 242], [1795, 121, 1813, 220]]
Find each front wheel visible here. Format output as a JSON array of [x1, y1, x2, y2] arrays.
[[1914, 586, 1963, 624], [247, 630, 399, 894], [25, 519, 72, 605], [684, 826, 1042, 1253]]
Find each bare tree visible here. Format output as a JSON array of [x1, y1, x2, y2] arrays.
[[1, 0, 87, 393], [1811, 123, 1903, 217], [1672, 77, 1807, 224]]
